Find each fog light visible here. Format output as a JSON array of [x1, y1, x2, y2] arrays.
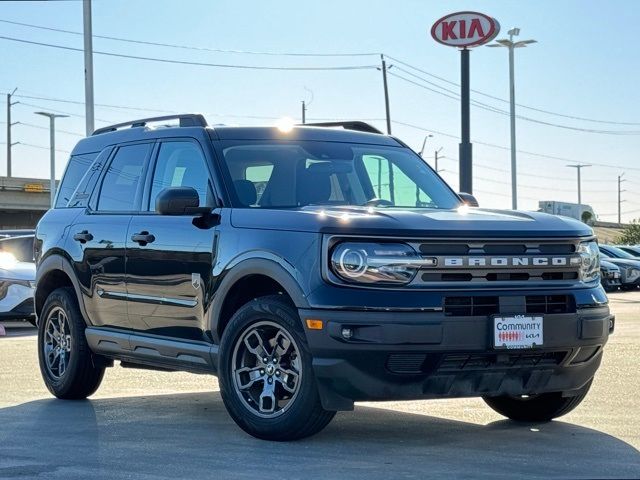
[[341, 327, 353, 339]]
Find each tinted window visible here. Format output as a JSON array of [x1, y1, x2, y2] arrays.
[[219, 141, 459, 209], [97, 143, 150, 211], [148, 141, 212, 211], [55, 153, 97, 208]]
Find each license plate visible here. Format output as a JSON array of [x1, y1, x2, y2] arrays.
[[613, 272, 621, 279], [494, 315, 543, 349]]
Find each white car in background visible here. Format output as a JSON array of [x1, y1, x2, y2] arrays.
[[0, 235, 36, 326]]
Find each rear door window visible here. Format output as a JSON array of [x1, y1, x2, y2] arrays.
[[96, 143, 151, 212]]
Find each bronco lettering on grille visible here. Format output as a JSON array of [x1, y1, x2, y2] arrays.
[[443, 256, 569, 267]]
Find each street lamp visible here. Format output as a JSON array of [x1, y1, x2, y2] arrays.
[[487, 27, 536, 210], [566, 164, 591, 205], [418, 134, 433, 157], [34, 112, 69, 207]]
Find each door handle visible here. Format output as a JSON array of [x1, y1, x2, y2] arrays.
[[73, 230, 93, 243], [131, 231, 155, 246]]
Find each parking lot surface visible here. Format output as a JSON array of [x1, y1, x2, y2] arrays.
[[1, 293, 639, 479]]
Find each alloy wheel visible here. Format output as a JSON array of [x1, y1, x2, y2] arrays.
[[231, 320, 302, 418], [43, 306, 72, 379]]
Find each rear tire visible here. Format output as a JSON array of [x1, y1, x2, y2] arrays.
[[483, 380, 592, 422], [37, 287, 105, 399], [219, 295, 335, 441]]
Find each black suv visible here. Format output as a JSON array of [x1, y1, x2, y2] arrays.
[[35, 114, 613, 440]]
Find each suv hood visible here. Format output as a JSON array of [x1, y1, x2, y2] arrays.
[[231, 206, 593, 238]]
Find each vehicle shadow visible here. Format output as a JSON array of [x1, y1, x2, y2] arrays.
[[0, 392, 638, 480]]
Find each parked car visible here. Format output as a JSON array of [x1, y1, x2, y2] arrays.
[[0, 234, 35, 262], [600, 260, 621, 292], [598, 245, 640, 290], [615, 245, 640, 257], [0, 229, 35, 239], [34, 115, 612, 440], [0, 251, 36, 325]]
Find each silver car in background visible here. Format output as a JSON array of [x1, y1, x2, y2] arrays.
[[0, 234, 36, 325]]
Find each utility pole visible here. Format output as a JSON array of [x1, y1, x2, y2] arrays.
[[566, 164, 591, 205], [35, 112, 69, 206], [380, 54, 391, 134], [6, 88, 18, 177], [488, 28, 537, 210], [435, 147, 443, 173], [301, 101, 306, 124], [83, 0, 95, 136], [618, 173, 626, 225]]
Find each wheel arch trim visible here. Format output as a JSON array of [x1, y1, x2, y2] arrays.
[[209, 256, 310, 340], [36, 254, 91, 325]]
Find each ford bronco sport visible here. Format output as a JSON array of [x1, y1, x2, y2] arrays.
[[34, 114, 613, 440]]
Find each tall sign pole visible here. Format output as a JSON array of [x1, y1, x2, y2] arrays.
[[431, 11, 500, 194], [459, 48, 472, 193]]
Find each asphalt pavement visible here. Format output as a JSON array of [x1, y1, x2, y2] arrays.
[[0, 293, 639, 479]]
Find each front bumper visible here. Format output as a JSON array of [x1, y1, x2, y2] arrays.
[[300, 304, 612, 411]]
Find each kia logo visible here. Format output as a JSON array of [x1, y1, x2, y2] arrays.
[[431, 11, 500, 48]]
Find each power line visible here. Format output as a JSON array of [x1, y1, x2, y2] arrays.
[[0, 18, 379, 58], [0, 35, 378, 71], [389, 70, 640, 135], [386, 55, 640, 126], [3, 18, 636, 127], [392, 119, 640, 172]]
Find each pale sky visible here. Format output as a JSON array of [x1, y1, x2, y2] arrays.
[[1, 0, 639, 221]]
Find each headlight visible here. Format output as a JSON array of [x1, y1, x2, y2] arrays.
[[577, 241, 600, 283], [330, 242, 427, 285]]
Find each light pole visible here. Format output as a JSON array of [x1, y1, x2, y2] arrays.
[[566, 164, 591, 205], [34, 112, 69, 207], [487, 28, 536, 210], [83, 0, 95, 136], [418, 134, 433, 157]]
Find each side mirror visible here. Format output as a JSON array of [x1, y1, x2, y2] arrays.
[[156, 187, 212, 215], [458, 192, 479, 207]]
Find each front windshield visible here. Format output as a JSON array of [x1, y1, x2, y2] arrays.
[[603, 246, 636, 259], [218, 140, 461, 209]]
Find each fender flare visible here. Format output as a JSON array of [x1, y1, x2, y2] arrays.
[[209, 256, 310, 340], [35, 253, 91, 325]]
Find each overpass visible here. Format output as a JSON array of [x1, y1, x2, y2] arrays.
[[0, 176, 58, 229]]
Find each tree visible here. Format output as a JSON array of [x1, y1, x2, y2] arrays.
[[616, 220, 640, 245], [581, 211, 594, 225]]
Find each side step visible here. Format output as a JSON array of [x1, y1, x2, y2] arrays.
[[85, 327, 219, 374]]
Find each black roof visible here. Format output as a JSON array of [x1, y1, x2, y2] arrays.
[[72, 122, 402, 156]]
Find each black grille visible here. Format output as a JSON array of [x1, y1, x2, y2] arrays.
[[439, 351, 567, 371], [443, 295, 575, 317], [443, 296, 499, 316], [386, 351, 568, 374], [386, 353, 427, 374], [526, 295, 574, 314]]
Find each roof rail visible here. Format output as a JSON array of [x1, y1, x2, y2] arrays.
[[300, 121, 383, 135], [92, 114, 208, 136]]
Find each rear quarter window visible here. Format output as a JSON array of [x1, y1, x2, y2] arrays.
[[55, 153, 98, 208]]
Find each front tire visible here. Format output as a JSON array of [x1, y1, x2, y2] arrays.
[[483, 380, 592, 422], [219, 295, 335, 441], [37, 287, 105, 399]]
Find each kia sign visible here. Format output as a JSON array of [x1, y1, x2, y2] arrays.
[[431, 11, 500, 48]]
